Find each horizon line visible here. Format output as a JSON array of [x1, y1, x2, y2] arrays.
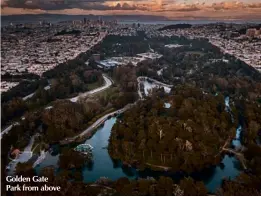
[[1, 13, 261, 22]]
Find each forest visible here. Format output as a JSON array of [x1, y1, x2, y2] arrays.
[[218, 100, 261, 195], [133, 35, 261, 104], [98, 33, 205, 58], [98, 34, 149, 57], [1, 31, 261, 196], [109, 85, 237, 173], [0, 64, 139, 180], [1, 72, 40, 81], [54, 29, 81, 36], [1, 66, 103, 128], [158, 24, 192, 31]]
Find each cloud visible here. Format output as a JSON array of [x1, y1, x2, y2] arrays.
[[247, 3, 261, 8], [3, 0, 261, 12], [211, 1, 244, 10], [159, 2, 201, 12], [210, 1, 261, 11], [1, 0, 261, 20], [174, 5, 201, 12], [1, 7, 46, 14], [1, 0, 147, 11]]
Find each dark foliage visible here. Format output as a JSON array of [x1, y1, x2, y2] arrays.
[[158, 24, 192, 31], [109, 86, 236, 173]]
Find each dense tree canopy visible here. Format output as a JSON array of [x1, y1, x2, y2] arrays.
[[109, 86, 237, 173], [2, 31, 261, 196], [218, 101, 261, 195]]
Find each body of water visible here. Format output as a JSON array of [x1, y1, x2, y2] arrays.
[[33, 83, 242, 193], [232, 126, 242, 147], [82, 117, 138, 182], [34, 115, 242, 192]]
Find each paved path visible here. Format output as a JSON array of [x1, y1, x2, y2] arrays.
[[60, 103, 135, 144], [69, 74, 113, 102], [0, 122, 19, 139], [22, 85, 50, 101]]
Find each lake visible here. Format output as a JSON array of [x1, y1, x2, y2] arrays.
[[35, 114, 242, 193], [34, 85, 242, 193]]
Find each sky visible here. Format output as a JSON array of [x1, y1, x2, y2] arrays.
[[1, 0, 261, 20]]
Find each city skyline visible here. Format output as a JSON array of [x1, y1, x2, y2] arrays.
[[1, 0, 261, 20]]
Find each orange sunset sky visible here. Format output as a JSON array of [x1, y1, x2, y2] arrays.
[[1, 0, 261, 20]]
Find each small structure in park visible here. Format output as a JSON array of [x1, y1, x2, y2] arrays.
[[74, 144, 93, 156]]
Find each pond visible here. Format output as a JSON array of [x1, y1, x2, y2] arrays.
[[82, 117, 138, 183]]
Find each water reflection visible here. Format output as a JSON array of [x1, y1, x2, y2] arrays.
[[203, 155, 241, 193], [82, 117, 137, 183], [34, 152, 59, 172], [86, 161, 94, 171], [112, 159, 122, 169], [34, 96, 244, 193]]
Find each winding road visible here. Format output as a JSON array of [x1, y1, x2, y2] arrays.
[[69, 74, 113, 102], [3, 75, 172, 147], [22, 85, 51, 101], [0, 122, 19, 139], [60, 103, 135, 144], [1, 74, 113, 139]]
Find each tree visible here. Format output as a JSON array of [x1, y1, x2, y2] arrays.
[[180, 177, 208, 196]]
